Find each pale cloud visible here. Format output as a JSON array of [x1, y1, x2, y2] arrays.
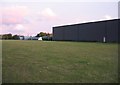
[[14, 24, 25, 32], [74, 15, 116, 24], [38, 8, 57, 21], [0, 6, 29, 34], [0, 26, 2, 33], [41, 8, 56, 17], [0, 7, 57, 35], [104, 15, 112, 20], [95, 15, 117, 21], [1, 24, 29, 35], [2, 6, 28, 25]]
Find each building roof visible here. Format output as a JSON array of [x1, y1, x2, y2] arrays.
[[53, 19, 119, 28]]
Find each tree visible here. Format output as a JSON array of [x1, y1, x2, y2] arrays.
[[40, 32, 47, 37], [36, 32, 47, 37], [36, 32, 53, 37], [7, 34, 12, 39], [2, 34, 12, 40], [12, 35, 20, 40]]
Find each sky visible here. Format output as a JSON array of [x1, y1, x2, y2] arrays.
[[0, 0, 119, 36]]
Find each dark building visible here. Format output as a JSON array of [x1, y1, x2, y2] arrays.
[[53, 19, 119, 43]]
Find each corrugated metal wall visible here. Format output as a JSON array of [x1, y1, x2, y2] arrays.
[[78, 22, 105, 42], [53, 19, 119, 43], [106, 20, 118, 42], [64, 25, 78, 41], [53, 26, 64, 41]]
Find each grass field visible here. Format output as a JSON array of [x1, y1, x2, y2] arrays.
[[2, 40, 118, 83]]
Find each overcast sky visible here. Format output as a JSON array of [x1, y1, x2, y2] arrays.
[[0, 0, 119, 36]]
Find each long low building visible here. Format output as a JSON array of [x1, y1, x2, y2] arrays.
[[53, 19, 119, 43]]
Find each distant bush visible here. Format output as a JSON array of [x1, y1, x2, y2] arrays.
[[42, 36, 52, 41], [12, 35, 20, 40]]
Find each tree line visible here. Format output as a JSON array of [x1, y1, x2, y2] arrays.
[[0, 34, 20, 40], [0, 32, 53, 40]]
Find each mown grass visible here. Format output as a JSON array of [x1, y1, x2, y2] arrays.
[[2, 40, 118, 83]]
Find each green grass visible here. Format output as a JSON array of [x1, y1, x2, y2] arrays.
[[2, 40, 118, 83]]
